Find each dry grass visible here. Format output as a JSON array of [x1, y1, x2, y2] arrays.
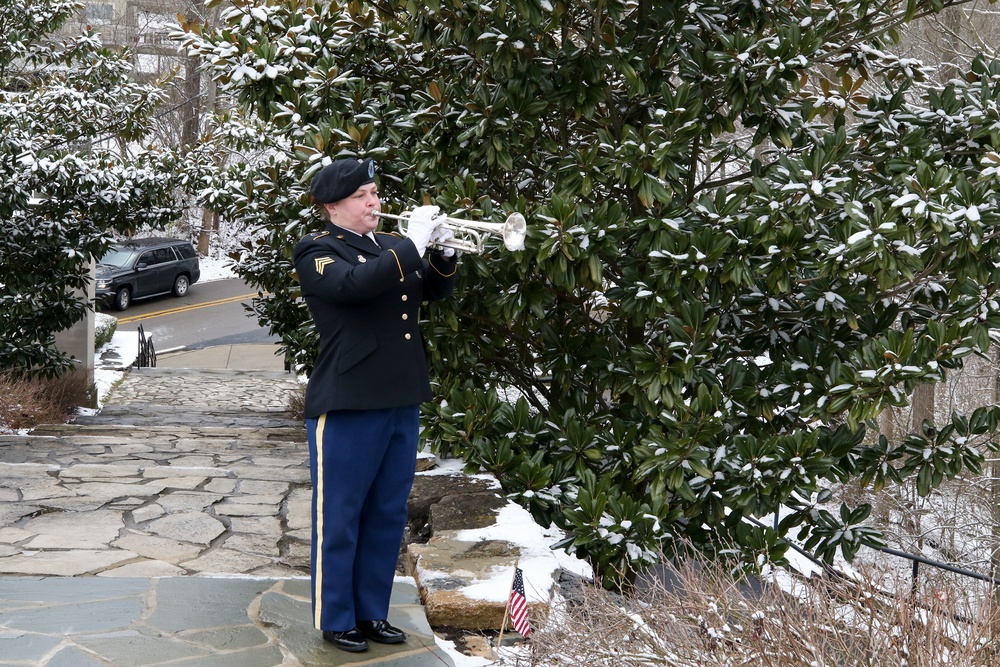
[[511, 554, 1000, 667], [288, 384, 306, 421], [0, 372, 93, 432]]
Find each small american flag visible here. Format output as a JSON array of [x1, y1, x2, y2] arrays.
[[508, 567, 531, 636]]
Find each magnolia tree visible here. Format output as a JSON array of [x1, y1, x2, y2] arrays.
[[178, 0, 1000, 583], [0, 0, 179, 377]]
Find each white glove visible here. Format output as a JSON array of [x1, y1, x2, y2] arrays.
[[405, 205, 440, 257], [429, 226, 457, 258]]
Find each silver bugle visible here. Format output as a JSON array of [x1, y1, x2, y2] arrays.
[[374, 210, 527, 255]]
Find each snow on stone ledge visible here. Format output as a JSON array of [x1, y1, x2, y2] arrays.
[[413, 456, 592, 604], [448, 502, 592, 604]]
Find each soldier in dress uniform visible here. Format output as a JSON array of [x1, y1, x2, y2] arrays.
[[292, 158, 458, 653]]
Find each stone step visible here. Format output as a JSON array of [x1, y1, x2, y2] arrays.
[[96, 367, 301, 415], [71, 405, 302, 429], [78, 366, 303, 428], [0, 362, 579, 639], [69, 414, 301, 429], [111, 367, 296, 383], [0, 576, 455, 666], [0, 431, 307, 470], [29, 423, 305, 442], [0, 440, 566, 633], [405, 472, 565, 632], [408, 534, 553, 631], [0, 447, 313, 578]]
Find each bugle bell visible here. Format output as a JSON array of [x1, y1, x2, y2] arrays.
[[375, 209, 527, 255]]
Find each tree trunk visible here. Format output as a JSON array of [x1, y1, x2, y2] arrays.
[[879, 404, 895, 443], [910, 383, 935, 431], [940, 7, 965, 84], [191, 32, 217, 257], [992, 348, 1000, 612], [197, 208, 215, 257], [992, 458, 999, 579], [182, 55, 201, 148]]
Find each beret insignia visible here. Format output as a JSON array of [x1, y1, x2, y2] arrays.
[[310, 158, 376, 204]]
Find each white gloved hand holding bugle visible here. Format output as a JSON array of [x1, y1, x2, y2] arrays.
[[429, 226, 457, 258], [405, 205, 440, 257]]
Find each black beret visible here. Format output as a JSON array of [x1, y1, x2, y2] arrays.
[[310, 158, 376, 204]]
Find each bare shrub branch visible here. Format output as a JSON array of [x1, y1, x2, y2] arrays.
[[0, 372, 92, 432], [518, 553, 1000, 667]]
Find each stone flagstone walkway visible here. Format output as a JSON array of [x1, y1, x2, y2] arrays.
[[0, 367, 457, 666]]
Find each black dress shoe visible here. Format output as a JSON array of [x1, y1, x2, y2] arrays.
[[356, 619, 406, 644], [322, 629, 369, 652]]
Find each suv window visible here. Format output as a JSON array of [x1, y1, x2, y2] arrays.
[[140, 247, 176, 266], [173, 243, 196, 260], [100, 248, 138, 268], [154, 247, 177, 264]]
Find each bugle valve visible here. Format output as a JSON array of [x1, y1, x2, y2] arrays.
[[375, 209, 527, 255]]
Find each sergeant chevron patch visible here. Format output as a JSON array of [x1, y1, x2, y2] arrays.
[[315, 257, 335, 275]]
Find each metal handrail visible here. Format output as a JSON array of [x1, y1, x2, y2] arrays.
[[875, 545, 1000, 588], [751, 515, 999, 594], [751, 516, 1000, 630], [134, 324, 156, 368], [741, 515, 999, 626], [759, 511, 1000, 589]]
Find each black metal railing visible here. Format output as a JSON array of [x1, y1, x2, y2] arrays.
[[875, 544, 1000, 591], [750, 515, 999, 626], [134, 324, 156, 368], [759, 515, 1000, 589], [762, 513, 1000, 592]]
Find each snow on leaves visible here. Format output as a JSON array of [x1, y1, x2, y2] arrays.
[[173, 0, 1000, 583], [0, 0, 178, 377]]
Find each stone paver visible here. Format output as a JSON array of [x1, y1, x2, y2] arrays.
[[0, 371, 311, 581], [0, 364, 456, 666], [0, 577, 450, 666]]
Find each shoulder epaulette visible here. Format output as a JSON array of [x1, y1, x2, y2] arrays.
[[311, 230, 330, 240]]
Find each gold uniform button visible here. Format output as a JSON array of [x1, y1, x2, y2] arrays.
[[402, 314, 408, 320], [401, 295, 408, 301], [405, 333, 411, 340]]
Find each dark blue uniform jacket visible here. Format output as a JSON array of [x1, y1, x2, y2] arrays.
[[293, 223, 458, 417]]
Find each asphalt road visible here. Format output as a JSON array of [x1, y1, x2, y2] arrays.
[[101, 278, 280, 352]]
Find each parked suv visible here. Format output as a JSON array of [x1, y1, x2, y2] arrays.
[[96, 238, 201, 311]]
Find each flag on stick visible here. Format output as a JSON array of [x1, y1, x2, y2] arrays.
[[508, 567, 531, 636]]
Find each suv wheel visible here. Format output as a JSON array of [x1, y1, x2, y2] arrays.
[[114, 287, 131, 311], [172, 274, 190, 297]]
